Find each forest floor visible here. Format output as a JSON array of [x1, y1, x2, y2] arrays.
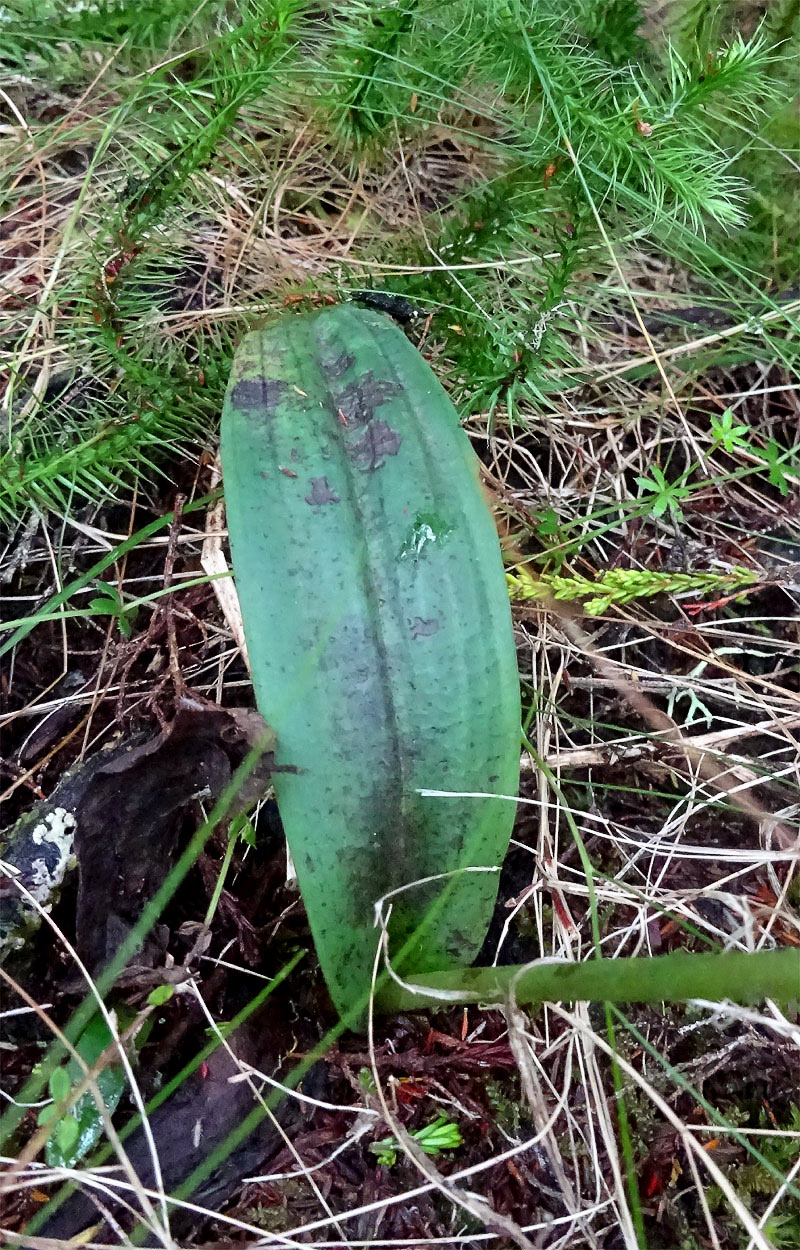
[[1, 4, 799, 1249]]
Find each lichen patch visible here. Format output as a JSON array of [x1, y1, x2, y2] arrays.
[[28, 808, 77, 900]]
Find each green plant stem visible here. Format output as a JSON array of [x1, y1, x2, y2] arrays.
[[604, 1003, 647, 1248], [375, 948, 800, 1013], [1, 570, 229, 634], [201, 819, 239, 929]]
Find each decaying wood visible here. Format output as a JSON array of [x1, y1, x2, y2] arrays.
[[0, 700, 276, 965]]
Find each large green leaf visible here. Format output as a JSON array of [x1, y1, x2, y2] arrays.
[[221, 305, 520, 1017]]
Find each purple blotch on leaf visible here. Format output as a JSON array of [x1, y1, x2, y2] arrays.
[[230, 377, 289, 413], [409, 617, 440, 639], [336, 373, 401, 426], [305, 477, 341, 506], [348, 420, 402, 471]]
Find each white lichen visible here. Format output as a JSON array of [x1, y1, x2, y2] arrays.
[[30, 806, 77, 850], [28, 808, 77, 901], [0, 808, 79, 957]]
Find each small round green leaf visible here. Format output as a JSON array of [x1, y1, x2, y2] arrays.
[[56, 1115, 80, 1154], [147, 984, 174, 1007], [48, 1067, 71, 1104]]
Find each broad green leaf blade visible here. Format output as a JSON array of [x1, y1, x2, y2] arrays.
[[222, 305, 520, 1017]]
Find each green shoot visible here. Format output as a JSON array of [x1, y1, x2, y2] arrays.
[[370, 1115, 464, 1168]]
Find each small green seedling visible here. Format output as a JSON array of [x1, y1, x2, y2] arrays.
[[358, 1067, 376, 1094], [37, 1067, 81, 1158], [38, 1015, 128, 1169], [761, 439, 795, 496], [88, 580, 138, 637], [635, 465, 694, 522], [710, 407, 751, 453], [235, 812, 257, 848], [533, 507, 567, 570], [535, 508, 560, 539], [370, 1115, 463, 1168]]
